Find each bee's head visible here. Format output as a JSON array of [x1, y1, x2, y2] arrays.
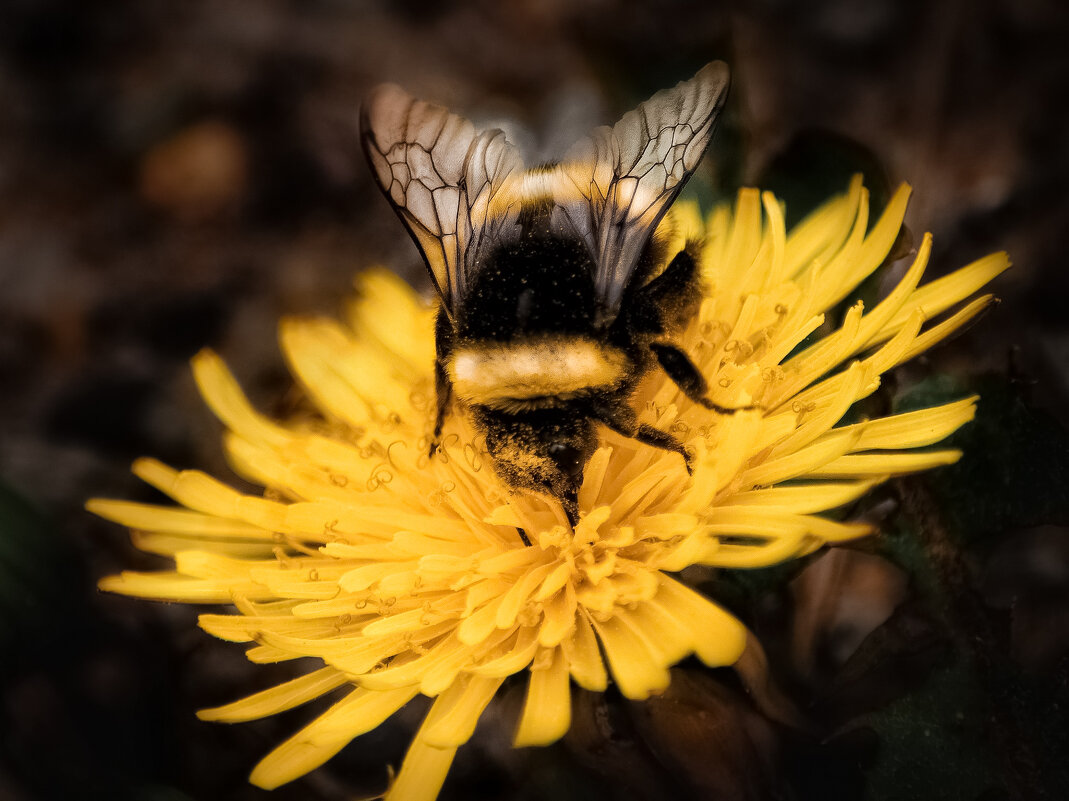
[[473, 408, 596, 526]]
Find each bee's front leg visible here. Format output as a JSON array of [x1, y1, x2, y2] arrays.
[[431, 306, 454, 458], [593, 399, 692, 473], [650, 341, 753, 415]]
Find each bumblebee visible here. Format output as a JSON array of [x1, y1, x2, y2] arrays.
[[361, 62, 731, 524]]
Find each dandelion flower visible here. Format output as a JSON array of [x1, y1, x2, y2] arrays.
[[91, 178, 1008, 800]]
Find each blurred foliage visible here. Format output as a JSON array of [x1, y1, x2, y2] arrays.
[[758, 130, 892, 230], [861, 665, 998, 801], [0, 479, 70, 658], [857, 373, 1069, 800], [900, 373, 1069, 540]]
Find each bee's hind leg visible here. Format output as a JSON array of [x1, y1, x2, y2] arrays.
[[430, 307, 454, 458], [650, 341, 752, 415], [593, 400, 692, 474], [430, 358, 451, 457], [560, 491, 580, 529]]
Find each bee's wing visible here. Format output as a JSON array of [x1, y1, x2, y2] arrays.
[[360, 84, 523, 316], [554, 61, 729, 324]]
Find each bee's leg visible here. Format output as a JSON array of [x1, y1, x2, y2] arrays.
[[431, 307, 453, 458], [561, 490, 580, 529], [650, 341, 752, 415], [593, 401, 692, 474], [431, 359, 450, 456]]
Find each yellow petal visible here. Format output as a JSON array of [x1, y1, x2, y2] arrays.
[[466, 626, 539, 678], [561, 610, 607, 691], [85, 499, 267, 538], [850, 397, 977, 450], [808, 449, 962, 477], [722, 480, 880, 513], [192, 349, 292, 448], [513, 647, 571, 747], [250, 685, 418, 789], [654, 575, 746, 667], [884, 251, 1010, 337], [420, 674, 505, 747], [590, 614, 670, 700], [386, 735, 457, 801], [198, 667, 348, 722]]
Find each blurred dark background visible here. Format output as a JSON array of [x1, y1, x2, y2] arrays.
[[1, 1, 1067, 799]]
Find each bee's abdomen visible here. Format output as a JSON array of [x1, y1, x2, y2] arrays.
[[448, 338, 628, 408]]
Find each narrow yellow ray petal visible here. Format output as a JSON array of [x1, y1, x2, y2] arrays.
[[768, 361, 869, 457], [704, 506, 869, 544], [704, 535, 815, 567], [783, 175, 864, 279], [346, 269, 435, 375], [848, 397, 977, 450], [722, 188, 764, 292], [513, 647, 571, 747], [722, 480, 881, 513], [759, 311, 825, 368], [884, 252, 1010, 336], [279, 318, 376, 428], [770, 302, 864, 408], [809, 187, 869, 306], [819, 183, 912, 310], [361, 606, 457, 638], [650, 530, 714, 572], [850, 232, 932, 352], [466, 626, 539, 678], [420, 674, 505, 747], [757, 190, 788, 291], [250, 685, 419, 790], [222, 435, 307, 499], [198, 667, 348, 722], [808, 450, 962, 477], [191, 349, 292, 448], [496, 563, 557, 629], [85, 500, 268, 538], [246, 644, 300, 664], [129, 531, 277, 559], [654, 575, 746, 667], [741, 428, 860, 487], [897, 295, 998, 364], [456, 594, 506, 646], [562, 610, 608, 691], [538, 583, 578, 647], [622, 602, 692, 667], [198, 612, 337, 643], [98, 571, 273, 603], [592, 613, 671, 700], [385, 735, 458, 801], [701, 203, 732, 279]]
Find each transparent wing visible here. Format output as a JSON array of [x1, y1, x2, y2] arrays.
[[554, 61, 730, 323], [360, 84, 523, 315]]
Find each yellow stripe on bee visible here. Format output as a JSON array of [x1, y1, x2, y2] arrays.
[[487, 168, 587, 219], [449, 338, 628, 406]]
